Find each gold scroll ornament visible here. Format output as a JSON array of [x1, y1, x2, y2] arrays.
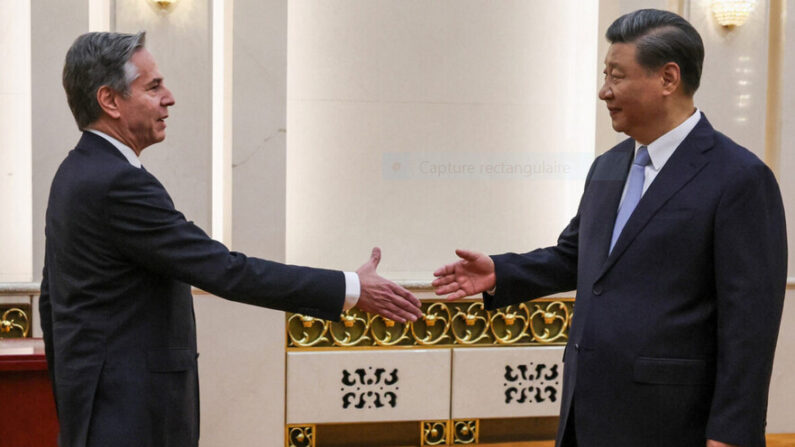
[[286, 299, 573, 349], [0, 308, 30, 338]]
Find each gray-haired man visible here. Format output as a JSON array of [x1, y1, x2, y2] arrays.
[[41, 31, 422, 446]]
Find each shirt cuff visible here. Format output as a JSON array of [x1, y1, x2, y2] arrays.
[[342, 271, 361, 310]]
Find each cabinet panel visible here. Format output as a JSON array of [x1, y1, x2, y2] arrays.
[[452, 346, 564, 419], [286, 349, 451, 424]]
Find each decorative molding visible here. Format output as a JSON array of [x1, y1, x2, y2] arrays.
[[452, 419, 479, 444], [287, 299, 574, 350], [0, 283, 40, 295], [285, 425, 315, 447], [0, 305, 31, 338], [421, 420, 450, 446]]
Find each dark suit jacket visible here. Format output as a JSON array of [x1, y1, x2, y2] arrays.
[[39, 131, 346, 447], [485, 115, 787, 447]]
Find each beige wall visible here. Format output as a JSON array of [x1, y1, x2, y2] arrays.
[[772, 0, 795, 432], [31, 0, 86, 280], [286, 0, 599, 278], [770, 289, 795, 432], [197, 0, 290, 445], [0, 0, 32, 282]]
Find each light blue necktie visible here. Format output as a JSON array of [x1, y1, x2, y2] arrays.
[[610, 146, 651, 253]]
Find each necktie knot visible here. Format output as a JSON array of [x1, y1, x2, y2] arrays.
[[634, 146, 651, 167]]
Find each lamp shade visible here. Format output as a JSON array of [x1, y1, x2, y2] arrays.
[[712, 0, 757, 27]]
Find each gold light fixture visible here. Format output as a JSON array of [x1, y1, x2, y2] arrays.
[[149, 0, 179, 10], [712, 0, 757, 27]]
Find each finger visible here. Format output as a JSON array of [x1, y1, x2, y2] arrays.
[[389, 303, 418, 323], [391, 284, 422, 309], [455, 248, 480, 262], [445, 289, 468, 301], [387, 286, 421, 318], [431, 274, 455, 287], [433, 263, 455, 277], [380, 304, 410, 324], [434, 282, 460, 296], [369, 247, 382, 269]]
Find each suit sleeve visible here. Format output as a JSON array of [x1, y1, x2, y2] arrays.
[[38, 252, 58, 416], [102, 168, 345, 320], [483, 160, 596, 310], [706, 163, 787, 446]]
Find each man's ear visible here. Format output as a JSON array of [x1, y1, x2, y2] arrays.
[[96, 85, 122, 119], [660, 62, 681, 96]]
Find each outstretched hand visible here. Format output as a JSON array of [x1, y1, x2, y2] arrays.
[[432, 249, 496, 300], [356, 247, 423, 323], [706, 440, 739, 447]]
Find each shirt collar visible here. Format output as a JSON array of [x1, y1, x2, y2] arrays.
[[635, 108, 702, 171], [86, 129, 142, 169]]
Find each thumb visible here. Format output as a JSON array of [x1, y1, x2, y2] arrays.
[[455, 248, 478, 262], [368, 247, 382, 269]]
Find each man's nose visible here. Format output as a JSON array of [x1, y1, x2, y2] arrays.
[[162, 87, 175, 106], [598, 83, 612, 101]]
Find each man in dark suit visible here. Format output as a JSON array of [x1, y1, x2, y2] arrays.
[[40, 31, 422, 447], [432, 9, 787, 447]]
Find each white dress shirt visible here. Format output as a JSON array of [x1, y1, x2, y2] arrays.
[[86, 128, 361, 309], [617, 108, 702, 209]]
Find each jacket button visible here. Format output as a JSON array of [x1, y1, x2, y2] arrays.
[[592, 284, 603, 296], [575, 343, 580, 351]]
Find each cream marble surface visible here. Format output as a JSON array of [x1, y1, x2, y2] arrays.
[[688, 0, 770, 159], [451, 346, 564, 419], [768, 0, 795, 433], [0, 0, 32, 283], [286, 1, 598, 278], [30, 0, 86, 281], [286, 349, 451, 424]]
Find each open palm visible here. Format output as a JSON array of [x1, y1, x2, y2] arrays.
[[432, 249, 496, 300]]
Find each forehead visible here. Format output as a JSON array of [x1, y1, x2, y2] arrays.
[[129, 48, 161, 82], [604, 42, 638, 68]]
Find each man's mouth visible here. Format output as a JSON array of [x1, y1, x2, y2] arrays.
[[607, 107, 620, 116]]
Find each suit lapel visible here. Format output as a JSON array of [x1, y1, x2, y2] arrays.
[[595, 115, 716, 281]]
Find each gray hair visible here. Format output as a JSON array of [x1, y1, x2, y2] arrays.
[[606, 9, 704, 96], [62, 31, 146, 130]]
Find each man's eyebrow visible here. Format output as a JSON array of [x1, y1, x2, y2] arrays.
[[146, 77, 163, 86]]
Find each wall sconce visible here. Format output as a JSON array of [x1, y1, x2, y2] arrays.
[[712, 0, 757, 27], [149, 0, 179, 11]]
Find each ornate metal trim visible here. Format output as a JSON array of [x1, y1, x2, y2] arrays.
[[287, 299, 574, 350], [0, 306, 30, 338], [421, 420, 450, 446], [285, 424, 315, 447], [452, 419, 479, 444]]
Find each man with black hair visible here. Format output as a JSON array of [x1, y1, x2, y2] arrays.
[[433, 9, 786, 447]]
